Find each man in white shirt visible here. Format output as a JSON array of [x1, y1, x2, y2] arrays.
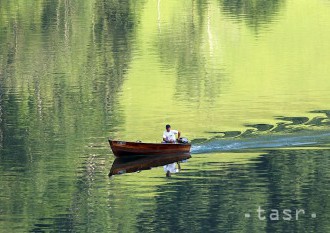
[[162, 124, 181, 143]]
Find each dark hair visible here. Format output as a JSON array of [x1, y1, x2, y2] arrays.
[[166, 124, 171, 129]]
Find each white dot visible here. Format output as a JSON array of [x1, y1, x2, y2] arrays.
[[245, 213, 251, 218], [311, 213, 316, 218]]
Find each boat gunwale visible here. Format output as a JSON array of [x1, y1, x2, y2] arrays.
[[109, 139, 191, 146]]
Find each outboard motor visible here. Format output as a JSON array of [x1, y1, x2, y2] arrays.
[[178, 137, 189, 144]]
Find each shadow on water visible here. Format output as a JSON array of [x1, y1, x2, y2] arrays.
[[220, 0, 285, 33], [29, 215, 74, 233], [109, 153, 191, 176], [0, 93, 29, 168], [192, 110, 330, 153]]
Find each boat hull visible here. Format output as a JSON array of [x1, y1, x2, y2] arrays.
[[109, 140, 191, 157]]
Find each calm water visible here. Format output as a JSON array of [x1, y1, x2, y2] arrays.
[[1, 0, 330, 232]]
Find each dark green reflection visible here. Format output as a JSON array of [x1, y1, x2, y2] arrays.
[[135, 149, 330, 232], [220, 0, 285, 32], [0, 0, 142, 231]]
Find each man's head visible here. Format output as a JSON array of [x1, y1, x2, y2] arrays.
[[166, 124, 171, 132]]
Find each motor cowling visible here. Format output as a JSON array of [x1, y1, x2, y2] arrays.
[[178, 137, 189, 144]]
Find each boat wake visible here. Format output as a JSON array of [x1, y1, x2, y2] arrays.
[[191, 110, 330, 154], [191, 131, 330, 154]]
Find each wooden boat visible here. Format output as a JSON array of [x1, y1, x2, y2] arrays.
[[109, 139, 191, 158], [109, 153, 191, 176]]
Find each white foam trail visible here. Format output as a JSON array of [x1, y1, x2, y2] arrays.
[[191, 131, 330, 154]]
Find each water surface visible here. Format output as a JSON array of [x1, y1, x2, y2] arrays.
[[1, 0, 330, 232]]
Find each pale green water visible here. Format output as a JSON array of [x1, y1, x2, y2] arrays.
[[1, 0, 330, 232]]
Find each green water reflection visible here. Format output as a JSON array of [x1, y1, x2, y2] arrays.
[[1, 0, 330, 232]]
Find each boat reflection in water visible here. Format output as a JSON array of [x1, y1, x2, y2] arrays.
[[109, 153, 191, 177]]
